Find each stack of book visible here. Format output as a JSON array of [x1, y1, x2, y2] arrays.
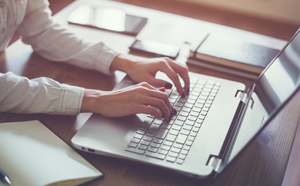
[[187, 34, 280, 80]]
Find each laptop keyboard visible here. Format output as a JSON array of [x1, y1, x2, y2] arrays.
[[125, 77, 221, 164]]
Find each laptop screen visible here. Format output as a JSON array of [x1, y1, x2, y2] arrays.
[[218, 29, 300, 174]]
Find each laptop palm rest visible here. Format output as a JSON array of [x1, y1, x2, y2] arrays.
[[72, 113, 146, 155]]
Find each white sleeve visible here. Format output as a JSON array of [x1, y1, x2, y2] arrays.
[[17, 0, 119, 75], [0, 72, 84, 115]]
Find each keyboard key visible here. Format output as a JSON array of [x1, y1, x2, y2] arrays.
[[162, 124, 172, 130], [200, 111, 207, 116], [183, 125, 192, 131], [184, 103, 194, 108], [191, 111, 199, 116], [176, 134, 187, 144], [146, 132, 156, 137], [135, 149, 145, 155], [187, 99, 196, 104], [198, 115, 205, 120], [173, 143, 183, 149], [168, 152, 179, 158], [183, 146, 191, 151], [161, 145, 171, 151], [177, 116, 187, 121], [194, 123, 201, 128], [163, 141, 173, 146], [166, 134, 176, 142], [150, 143, 161, 148], [148, 147, 159, 153], [180, 130, 190, 135], [153, 138, 163, 144], [203, 87, 212, 92], [166, 156, 176, 163], [177, 159, 184, 165], [153, 119, 164, 125], [192, 107, 201, 112], [180, 112, 189, 117], [133, 134, 143, 139], [179, 154, 187, 160], [186, 141, 193, 146], [156, 129, 169, 139], [138, 144, 148, 150], [188, 95, 198, 100], [148, 124, 160, 132], [125, 146, 136, 152], [199, 95, 207, 100], [131, 138, 141, 143], [169, 129, 179, 136], [143, 136, 153, 141], [202, 107, 209, 112], [190, 132, 197, 137], [158, 149, 168, 155], [145, 151, 166, 160], [128, 143, 138, 148], [141, 140, 151, 146], [188, 136, 195, 141], [188, 116, 197, 121], [172, 125, 181, 131], [171, 148, 180, 153], [201, 92, 209, 96], [144, 118, 154, 126], [174, 120, 184, 126], [192, 127, 200, 132], [136, 129, 146, 135], [182, 107, 191, 112], [181, 149, 188, 155], [185, 120, 195, 126]]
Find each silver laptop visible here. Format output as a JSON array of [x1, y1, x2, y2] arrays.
[[72, 29, 300, 179]]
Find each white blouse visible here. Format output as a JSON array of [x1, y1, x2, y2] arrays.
[[0, 0, 119, 115]]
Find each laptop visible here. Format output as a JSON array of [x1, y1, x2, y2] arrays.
[[72, 29, 300, 179]]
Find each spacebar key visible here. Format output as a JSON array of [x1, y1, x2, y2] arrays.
[[145, 151, 166, 160]]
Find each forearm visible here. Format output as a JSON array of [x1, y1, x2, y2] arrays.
[[0, 72, 84, 115]]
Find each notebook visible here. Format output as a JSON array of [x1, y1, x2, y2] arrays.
[[0, 120, 103, 186], [71, 29, 300, 179]]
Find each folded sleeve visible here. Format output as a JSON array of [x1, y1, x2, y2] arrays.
[[17, 0, 119, 75], [0, 72, 84, 115]]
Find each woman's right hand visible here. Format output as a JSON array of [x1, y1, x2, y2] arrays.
[[80, 82, 176, 121]]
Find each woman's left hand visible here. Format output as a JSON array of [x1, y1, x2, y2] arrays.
[[110, 54, 190, 97]]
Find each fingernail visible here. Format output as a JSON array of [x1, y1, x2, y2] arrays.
[[173, 108, 177, 115], [165, 83, 173, 89]]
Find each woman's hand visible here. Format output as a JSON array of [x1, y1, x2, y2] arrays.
[[81, 82, 176, 120], [110, 54, 190, 97]]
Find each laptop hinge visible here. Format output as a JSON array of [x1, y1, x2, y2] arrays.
[[235, 90, 248, 103], [207, 155, 222, 172]]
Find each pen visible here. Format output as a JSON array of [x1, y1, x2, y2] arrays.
[[0, 169, 11, 185]]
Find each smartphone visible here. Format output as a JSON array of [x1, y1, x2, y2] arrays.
[[129, 40, 180, 59]]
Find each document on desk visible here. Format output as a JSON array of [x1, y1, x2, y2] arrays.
[[0, 120, 103, 186]]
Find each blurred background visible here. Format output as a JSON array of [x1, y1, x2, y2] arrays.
[[49, 0, 299, 41]]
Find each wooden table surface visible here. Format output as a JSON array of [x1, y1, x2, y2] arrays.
[[1, 0, 299, 186]]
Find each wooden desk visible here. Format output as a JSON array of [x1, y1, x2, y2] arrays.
[[1, 0, 298, 185]]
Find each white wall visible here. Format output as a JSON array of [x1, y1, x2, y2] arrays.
[[177, 0, 300, 25]]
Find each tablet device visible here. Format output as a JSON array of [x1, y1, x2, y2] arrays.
[[68, 6, 147, 36]]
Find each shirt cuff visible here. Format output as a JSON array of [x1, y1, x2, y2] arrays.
[[93, 42, 120, 75], [57, 84, 85, 115]]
